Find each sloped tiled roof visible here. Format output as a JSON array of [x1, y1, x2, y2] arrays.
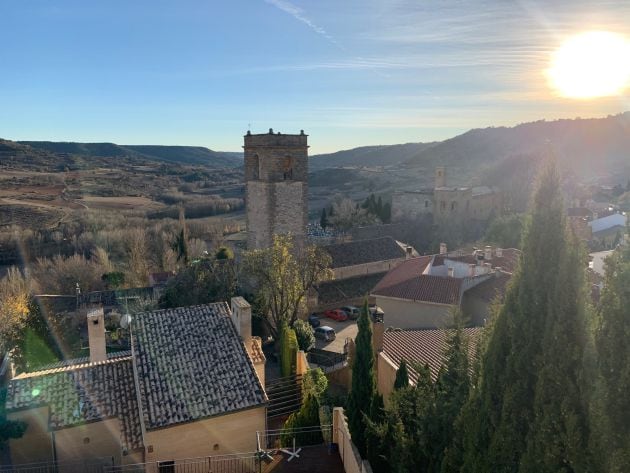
[[372, 256, 432, 293], [5, 356, 143, 451], [132, 303, 267, 430], [382, 327, 482, 382], [324, 237, 407, 268], [315, 272, 387, 305], [463, 273, 511, 303], [373, 274, 462, 305]]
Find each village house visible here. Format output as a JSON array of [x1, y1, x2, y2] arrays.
[[371, 245, 520, 329], [5, 298, 267, 469], [308, 236, 414, 311], [372, 319, 483, 403]]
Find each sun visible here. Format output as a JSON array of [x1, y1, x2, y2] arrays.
[[547, 31, 630, 99]]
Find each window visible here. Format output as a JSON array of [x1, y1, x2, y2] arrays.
[[251, 154, 260, 180], [283, 156, 294, 180], [451, 201, 457, 211], [440, 201, 446, 210], [425, 200, 429, 208]]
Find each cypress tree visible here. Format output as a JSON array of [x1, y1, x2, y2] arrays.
[[594, 239, 630, 472], [460, 162, 576, 472], [347, 300, 376, 457], [320, 208, 328, 229], [394, 359, 410, 390]]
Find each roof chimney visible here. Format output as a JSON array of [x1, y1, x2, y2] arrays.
[[440, 242, 447, 255], [448, 267, 455, 278], [494, 267, 502, 278], [469, 263, 476, 277], [406, 246, 413, 259], [231, 297, 252, 353], [484, 245, 492, 261], [86, 307, 106, 363], [495, 247, 503, 257], [372, 319, 384, 354]]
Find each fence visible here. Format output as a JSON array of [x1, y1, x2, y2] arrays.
[[0, 457, 113, 473], [265, 374, 303, 418], [307, 349, 348, 372], [257, 425, 332, 451], [332, 408, 373, 473], [104, 454, 260, 473]]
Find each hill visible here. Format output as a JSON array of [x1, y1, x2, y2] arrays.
[[18, 141, 242, 168], [310, 142, 436, 170], [405, 112, 630, 180]]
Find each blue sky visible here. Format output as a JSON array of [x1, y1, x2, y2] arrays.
[[1, 0, 629, 154]]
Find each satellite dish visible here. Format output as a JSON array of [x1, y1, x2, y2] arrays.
[[120, 313, 132, 329]]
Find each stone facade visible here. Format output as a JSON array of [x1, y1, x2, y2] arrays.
[[392, 167, 502, 223], [244, 129, 309, 249]]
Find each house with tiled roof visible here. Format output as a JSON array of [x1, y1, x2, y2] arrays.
[[371, 245, 520, 329], [372, 321, 483, 402], [5, 298, 267, 467], [323, 236, 410, 280]]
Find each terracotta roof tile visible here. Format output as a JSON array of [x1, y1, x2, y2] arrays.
[[373, 274, 462, 305], [382, 327, 482, 382], [372, 256, 432, 293], [5, 356, 143, 451], [250, 337, 266, 364], [132, 303, 267, 430], [324, 237, 406, 268], [464, 273, 511, 303]]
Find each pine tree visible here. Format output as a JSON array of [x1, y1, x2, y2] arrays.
[[394, 359, 410, 390], [460, 162, 582, 472], [594, 240, 630, 472], [347, 300, 376, 457]]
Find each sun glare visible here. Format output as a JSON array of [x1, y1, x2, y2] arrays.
[[547, 31, 630, 99]]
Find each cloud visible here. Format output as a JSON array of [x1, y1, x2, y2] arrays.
[[264, 0, 340, 47]]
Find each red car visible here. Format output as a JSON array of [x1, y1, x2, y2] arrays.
[[324, 309, 348, 321]]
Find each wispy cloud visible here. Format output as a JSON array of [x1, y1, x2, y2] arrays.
[[264, 0, 340, 47]]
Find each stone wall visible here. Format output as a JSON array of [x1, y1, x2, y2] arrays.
[[332, 407, 373, 473]]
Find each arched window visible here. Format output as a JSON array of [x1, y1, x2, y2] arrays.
[[283, 156, 294, 180]]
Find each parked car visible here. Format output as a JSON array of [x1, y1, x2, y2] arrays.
[[314, 326, 336, 341], [324, 309, 348, 321], [308, 314, 321, 328], [341, 306, 360, 320]]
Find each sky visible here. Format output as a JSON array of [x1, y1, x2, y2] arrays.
[[1, 0, 629, 154]]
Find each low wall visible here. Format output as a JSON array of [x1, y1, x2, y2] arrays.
[[332, 408, 372, 473]]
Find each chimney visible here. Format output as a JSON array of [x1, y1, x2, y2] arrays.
[[86, 307, 106, 363], [440, 242, 447, 255], [406, 246, 413, 259], [484, 245, 492, 261], [230, 297, 252, 352], [593, 211, 598, 220], [495, 247, 503, 257], [494, 267, 502, 278], [372, 319, 384, 354], [483, 262, 492, 273], [448, 267, 455, 278], [469, 263, 476, 277]]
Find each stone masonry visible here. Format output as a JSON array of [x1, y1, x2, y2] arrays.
[[244, 129, 309, 249]]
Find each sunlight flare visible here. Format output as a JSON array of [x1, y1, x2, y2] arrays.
[[547, 31, 630, 99]]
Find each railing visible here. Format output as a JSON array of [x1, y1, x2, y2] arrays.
[[104, 454, 259, 473], [257, 425, 332, 450], [0, 457, 113, 473], [307, 348, 348, 372], [265, 374, 303, 418]]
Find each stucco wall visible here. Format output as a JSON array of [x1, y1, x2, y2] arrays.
[[461, 294, 491, 326], [376, 352, 399, 405], [144, 406, 266, 463], [332, 408, 372, 473], [376, 296, 454, 329], [54, 418, 122, 469], [8, 407, 53, 464]]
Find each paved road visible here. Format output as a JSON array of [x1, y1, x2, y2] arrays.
[[313, 317, 358, 353]]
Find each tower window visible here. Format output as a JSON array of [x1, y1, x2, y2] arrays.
[[424, 200, 429, 208], [283, 156, 294, 180], [451, 201, 457, 211], [252, 154, 260, 180]]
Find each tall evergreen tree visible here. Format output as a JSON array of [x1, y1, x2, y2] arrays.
[[320, 207, 328, 229], [394, 359, 410, 390], [460, 162, 585, 472], [347, 300, 376, 457], [594, 239, 630, 472]]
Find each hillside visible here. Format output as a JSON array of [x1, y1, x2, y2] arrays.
[[19, 141, 242, 168], [405, 112, 630, 180], [310, 142, 436, 170]]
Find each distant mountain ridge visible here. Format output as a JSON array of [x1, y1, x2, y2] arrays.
[[18, 141, 242, 168], [405, 112, 630, 178], [310, 142, 436, 170]]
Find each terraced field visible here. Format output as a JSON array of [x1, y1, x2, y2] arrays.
[[0, 204, 65, 229]]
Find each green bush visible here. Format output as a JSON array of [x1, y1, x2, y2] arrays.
[[280, 324, 299, 377], [293, 319, 315, 351]]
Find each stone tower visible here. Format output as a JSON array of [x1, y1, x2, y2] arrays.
[[244, 129, 309, 249], [435, 166, 446, 188]]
